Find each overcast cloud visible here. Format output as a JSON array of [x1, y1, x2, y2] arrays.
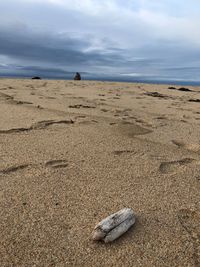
[[1, 0, 200, 82]]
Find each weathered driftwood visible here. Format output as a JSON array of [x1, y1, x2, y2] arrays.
[[92, 208, 135, 243]]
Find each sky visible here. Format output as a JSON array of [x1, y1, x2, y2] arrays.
[[1, 0, 200, 82]]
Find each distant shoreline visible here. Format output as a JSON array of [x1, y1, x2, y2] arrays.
[[0, 75, 200, 86]]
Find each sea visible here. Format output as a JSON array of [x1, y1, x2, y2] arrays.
[[1, 74, 200, 86]]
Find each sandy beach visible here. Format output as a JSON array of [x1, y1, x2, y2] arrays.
[[0, 78, 200, 266]]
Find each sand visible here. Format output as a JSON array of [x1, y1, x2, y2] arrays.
[[0, 78, 200, 266]]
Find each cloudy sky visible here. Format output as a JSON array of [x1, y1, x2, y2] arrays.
[[1, 0, 200, 82]]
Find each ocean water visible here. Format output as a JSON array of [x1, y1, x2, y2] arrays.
[[88, 77, 200, 86], [1, 74, 200, 86]]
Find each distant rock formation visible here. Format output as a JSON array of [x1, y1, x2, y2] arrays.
[[168, 86, 193, 92], [32, 76, 41, 80], [178, 87, 192, 92], [74, 72, 81, 80]]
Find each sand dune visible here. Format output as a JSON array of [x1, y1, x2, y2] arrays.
[[0, 79, 200, 266]]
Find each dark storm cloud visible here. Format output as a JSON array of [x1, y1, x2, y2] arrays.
[[0, 24, 158, 78], [0, 25, 125, 68]]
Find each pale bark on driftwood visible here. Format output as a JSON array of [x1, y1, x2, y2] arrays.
[[92, 208, 135, 243]]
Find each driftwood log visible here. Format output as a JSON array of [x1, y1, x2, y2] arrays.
[[92, 208, 135, 243]]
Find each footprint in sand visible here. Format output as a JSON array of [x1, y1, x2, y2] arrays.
[[178, 209, 200, 265], [0, 93, 14, 101], [16, 100, 33, 105], [113, 150, 135, 155], [42, 82, 47, 87], [0, 164, 29, 175], [172, 140, 200, 153], [144, 92, 169, 99], [101, 108, 109, 112], [136, 96, 144, 99], [159, 158, 195, 174], [115, 121, 152, 137], [69, 104, 95, 109], [135, 119, 145, 123], [98, 94, 105, 96], [46, 96, 56, 99], [155, 116, 166, 120], [78, 119, 98, 125], [26, 85, 34, 89], [45, 160, 68, 169], [75, 115, 86, 119]]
